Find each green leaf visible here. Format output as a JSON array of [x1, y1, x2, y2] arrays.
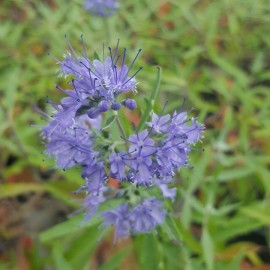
[[202, 226, 214, 270], [99, 246, 132, 270], [102, 115, 116, 130], [94, 51, 101, 60], [0, 183, 45, 199], [53, 244, 73, 270], [213, 216, 263, 243], [137, 66, 161, 131], [39, 214, 99, 242], [210, 53, 249, 86], [65, 226, 100, 269], [135, 234, 161, 270], [173, 219, 202, 254], [240, 202, 270, 225], [217, 167, 254, 182]]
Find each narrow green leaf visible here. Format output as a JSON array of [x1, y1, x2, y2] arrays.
[[93, 51, 100, 60], [99, 246, 132, 270], [0, 183, 45, 199], [240, 204, 270, 225], [135, 234, 161, 270], [202, 226, 214, 270], [102, 115, 116, 130], [217, 167, 254, 182], [213, 216, 263, 243], [53, 244, 73, 270], [66, 226, 99, 269], [137, 66, 161, 131], [175, 220, 202, 254], [40, 214, 99, 242]]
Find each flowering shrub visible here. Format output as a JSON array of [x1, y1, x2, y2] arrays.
[[42, 38, 204, 241]]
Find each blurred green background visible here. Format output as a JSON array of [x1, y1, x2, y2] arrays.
[[1, 0, 270, 269]]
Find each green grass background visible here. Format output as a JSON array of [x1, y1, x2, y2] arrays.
[[1, 0, 270, 269]]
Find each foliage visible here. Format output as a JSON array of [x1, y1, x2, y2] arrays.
[[0, 0, 270, 269]]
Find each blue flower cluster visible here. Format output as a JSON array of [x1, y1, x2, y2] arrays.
[[42, 39, 204, 241], [84, 0, 119, 17]]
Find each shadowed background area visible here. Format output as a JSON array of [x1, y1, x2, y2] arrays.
[[0, 0, 270, 269]]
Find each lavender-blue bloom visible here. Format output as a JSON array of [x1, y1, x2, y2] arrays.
[[54, 38, 142, 118], [84, 190, 106, 221], [82, 162, 107, 194], [84, 0, 119, 17], [44, 115, 98, 169], [42, 38, 205, 242], [159, 184, 177, 201], [109, 152, 127, 181], [101, 203, 131, 242], [147, 112, 170, 133], [100, 198, 167, 241], [130, 198, 167, 233], [128, 129, 156, 156]]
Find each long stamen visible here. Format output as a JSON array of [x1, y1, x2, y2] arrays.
[[120, 136, 157, 148], [65, 35, 78, 57], [118, 48, 127, 80], [48, 52, 61, 64], [81, 34, 87, 55], [71, 79, 80, 100], [112, 38, 120, 63], [122, 49, 142, 81], [122, 67, 143, 85]]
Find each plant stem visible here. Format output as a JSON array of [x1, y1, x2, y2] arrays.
[[116, 117, 129, 152], [116, 117, 126, 139]]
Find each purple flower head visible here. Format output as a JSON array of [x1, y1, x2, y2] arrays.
[[128, 129, 156, 156], [110, 152, 127, 181], [44, 115, 97, 170], [42, 34, 205, 243], [52, 37, 142, 119], [159, 184, 177, 201], [84, 190, 106, 221], [84, 0, 119, 17], [147, 112, 170, 133], [101, 203, 131, 242], [130, 198, 167, 233], [100, 198, 167, 241], [82, 162, 107, 194], [121, 130, 157, 185]]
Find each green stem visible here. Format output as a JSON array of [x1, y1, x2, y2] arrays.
[[137, 66, 161, 131], [103, 17, 111, 43], [116, 117, 129, 152], [116, 117, 126, 139]]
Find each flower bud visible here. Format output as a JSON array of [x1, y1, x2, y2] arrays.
[[87, 107, 101, 119], [98, 100, 110, 112], [123, 99, 137, 110], [111, 101, 121, 111]]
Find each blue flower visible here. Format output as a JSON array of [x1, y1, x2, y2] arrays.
[[147, 112, 170, 133], [82, 162, 107, 194], [53, 38, 142, 118], [109, 152, 127, 181], [44, 115, 98, 170], [42, 38, 205, 242], [158, 184, 177, 201], [101, 204, 131, 242], [84, 190, 106, 221], [100, 198, 167, 241], [84, 0, 119, 17], [130, 198, 167, 233]]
